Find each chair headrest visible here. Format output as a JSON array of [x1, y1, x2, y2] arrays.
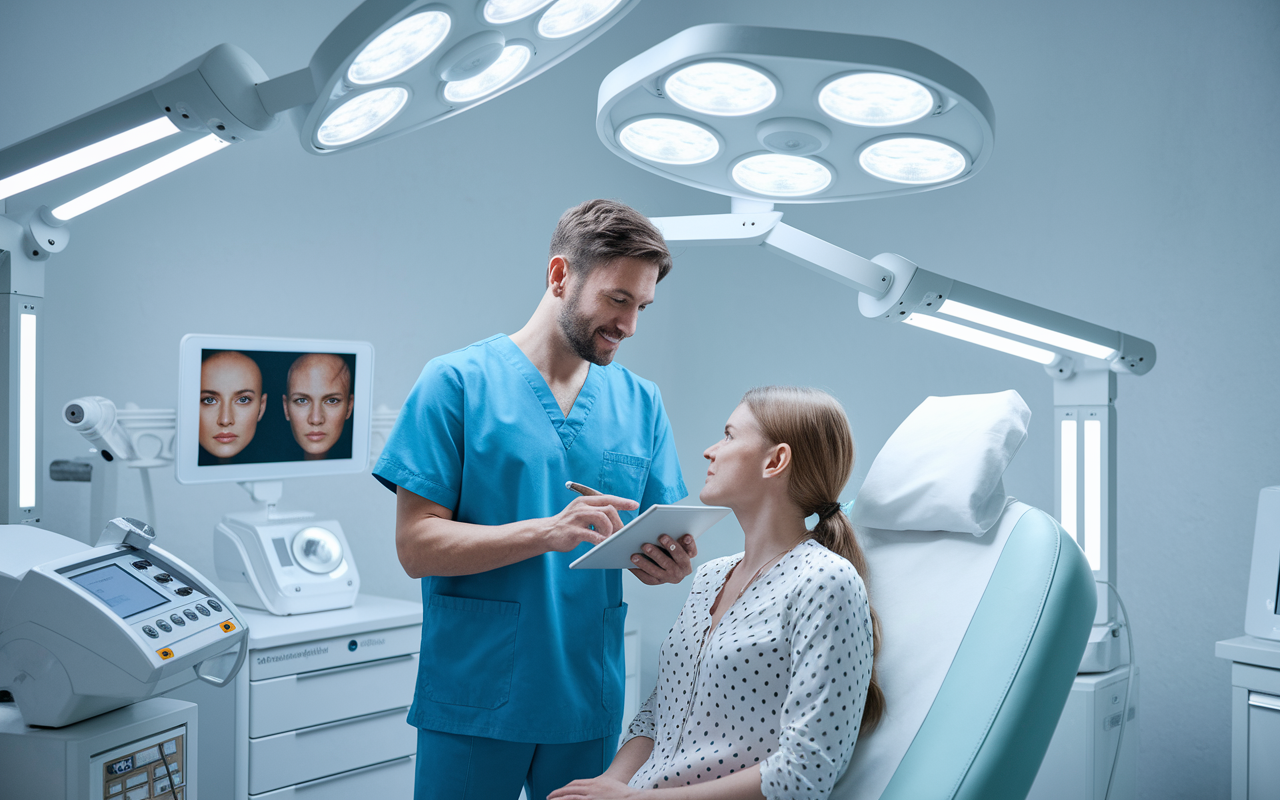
[[850, 390, 1030, 536]]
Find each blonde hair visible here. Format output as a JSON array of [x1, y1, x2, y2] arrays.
[[741, 385, 885, 736]]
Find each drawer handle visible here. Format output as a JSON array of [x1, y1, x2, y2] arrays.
[[1249, 692, 1280, 712], [294, 707, 408, 736], [296, 653, 416, 681], [292, 755, 415, 794]]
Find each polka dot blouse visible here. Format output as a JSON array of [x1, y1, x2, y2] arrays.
[[622, 538, 874, 800]]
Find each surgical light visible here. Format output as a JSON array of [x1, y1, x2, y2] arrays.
[[619, 117, 719, 165], [51, 135, 230, 221], [859, 137, 967, 185], [732, 154, 832, 197], [484, 0, 556, 24], [538, 0, 626, 39], [664, 62, 778, 117], [597, 25, 994, 202], [0, 118, 180, 202], [316, 88, 410, 147], [444, 45, 531, 103], [346, 10, 451, 85], [819, 73, 935, 127], [904, 313, 1057, 364]]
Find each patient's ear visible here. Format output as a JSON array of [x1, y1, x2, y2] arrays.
[[762, 443, 791, 479]]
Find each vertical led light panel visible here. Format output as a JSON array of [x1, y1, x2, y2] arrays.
[[19, 313, 36, 509], [1083, 418, 1102, 571], [1060, 418, 1077, 541]]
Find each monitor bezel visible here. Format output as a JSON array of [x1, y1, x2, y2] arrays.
[[176, 334, 373, 485]]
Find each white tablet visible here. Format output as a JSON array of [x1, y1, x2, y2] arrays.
[[569, 504, 732, 570]]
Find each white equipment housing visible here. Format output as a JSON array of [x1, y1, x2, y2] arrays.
[[214, 509, 359, 615], [0, 521, 248, 727]]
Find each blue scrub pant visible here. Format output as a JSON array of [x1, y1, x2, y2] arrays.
[[413, 728, 616, 800]]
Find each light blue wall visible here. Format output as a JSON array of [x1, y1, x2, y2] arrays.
[[2, 1, 1277, 797]]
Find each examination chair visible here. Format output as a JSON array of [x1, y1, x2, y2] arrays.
[[832, 390, 1096, 800]]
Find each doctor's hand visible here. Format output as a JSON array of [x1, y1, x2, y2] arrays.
[[628, 533, 697, 586], [547, 775, 645, 800], [544, 494, 639, 553]]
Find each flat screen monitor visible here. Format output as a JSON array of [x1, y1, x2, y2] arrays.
[[176, 334, 373, 485]]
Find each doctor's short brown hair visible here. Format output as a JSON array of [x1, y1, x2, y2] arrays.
[[547, 199, 672, 286]]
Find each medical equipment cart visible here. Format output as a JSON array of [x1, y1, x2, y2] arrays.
[[168, 593, 422, 799]]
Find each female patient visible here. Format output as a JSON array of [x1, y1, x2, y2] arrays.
[[551, 386, 884, 800]]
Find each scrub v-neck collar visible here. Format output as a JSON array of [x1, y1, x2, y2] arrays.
[[494, 333, 600, 451]]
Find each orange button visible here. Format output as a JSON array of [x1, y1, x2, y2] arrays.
[[220, 621, 237, 633], [157, 648, 174, 660]]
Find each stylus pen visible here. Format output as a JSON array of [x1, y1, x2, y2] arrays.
[[566, 481, 603, 497]]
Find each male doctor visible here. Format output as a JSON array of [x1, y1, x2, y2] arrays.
[[374, 199, 696, 800]]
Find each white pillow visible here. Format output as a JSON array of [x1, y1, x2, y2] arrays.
[[849, 390, 1030, 535]]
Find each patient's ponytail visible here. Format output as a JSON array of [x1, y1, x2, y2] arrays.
[[743, 386, 886, 737]]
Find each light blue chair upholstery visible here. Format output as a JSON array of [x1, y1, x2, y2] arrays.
[[878, 507, 1095, 800]]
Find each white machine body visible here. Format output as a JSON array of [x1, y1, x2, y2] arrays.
[[0, 523, 248, 728], [214, 510, 359, 615], [1245, 487, 1280, 640]]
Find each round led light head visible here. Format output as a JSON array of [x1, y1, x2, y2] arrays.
[[347, 10, 451, 85], [819, 72, 935, 127], [538, 0, 625, 39], [664, 61, 778, 117], [292, 526, 344, 574], [732, 153, 833, 197], [443, 44, 531, 103], [484, 0, 556, 24], [316, 87, 410, 147], [618, 116, 720, 165], [859, 136, 968, 184]]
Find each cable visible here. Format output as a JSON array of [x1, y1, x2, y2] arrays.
[[1096, 580, 1135, 800]]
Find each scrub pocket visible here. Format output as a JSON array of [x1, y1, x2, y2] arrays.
[[602, 602, 628, 715], [599, 452, 651, 508], [424, 594, 520, 709]]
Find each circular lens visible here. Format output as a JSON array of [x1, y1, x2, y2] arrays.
[[819, 73, 934, 127], [443, 44, 531, 103], [619, 118, 719, 165], [860, 137, 967, 184], [347, 11, 451, 85], [732, 154, 832, 197], [316, 87, 410, 147], [484, 0, 555, 24], [537, 0, 624, 39], [665, 62, 777, 117], [291, 527, 344, 574]]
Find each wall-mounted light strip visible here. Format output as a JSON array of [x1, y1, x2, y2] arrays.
[[939, 299, 1117, 360], [904, 312, 1056, 364], [52, 135, 229, 220], [1083, 418, 1102, 571], [0, 117, 181, 202], [19, 313, 37, 509], [1060, 418, 1077, 540]]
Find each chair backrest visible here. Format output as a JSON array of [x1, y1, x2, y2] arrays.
[[832, 390, 1095, 800]]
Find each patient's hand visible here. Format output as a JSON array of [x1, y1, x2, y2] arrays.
[[547, 775, 644, 799], [628, 534, 697, 586]]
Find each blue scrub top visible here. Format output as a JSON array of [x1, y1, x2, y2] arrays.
[[374, 334, 687, 743]]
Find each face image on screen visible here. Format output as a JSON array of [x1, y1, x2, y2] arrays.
[[198, 349, 356, 467]]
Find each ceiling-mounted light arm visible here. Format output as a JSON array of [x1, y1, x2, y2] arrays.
[[651, 206, 895, 298]]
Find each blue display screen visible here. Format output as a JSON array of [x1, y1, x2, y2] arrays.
[[70, 564, 167, 619]]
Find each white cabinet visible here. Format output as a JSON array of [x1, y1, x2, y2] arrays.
[[168, 595, 422, 799], [1217, 635, 1280, 800]]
